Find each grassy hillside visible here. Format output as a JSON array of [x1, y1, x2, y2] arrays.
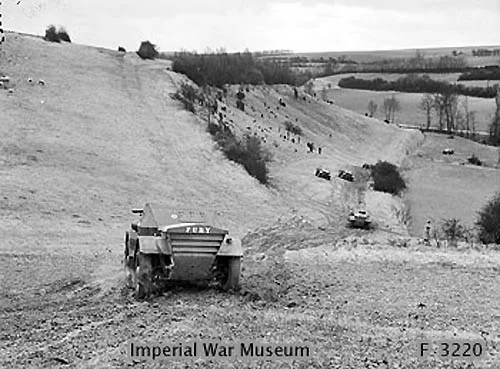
[[2, 33, 500, 369], [0, 31, 420, 300]]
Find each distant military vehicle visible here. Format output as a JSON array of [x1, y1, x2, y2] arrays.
[[348, 210, 372, 229], [338, 169, 354, 182], [124, 203, 242, 299], [315, 167, 331, 180], [442, 148, 454, 155]]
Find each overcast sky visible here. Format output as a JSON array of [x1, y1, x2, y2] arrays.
[[3, 0, 500, 52]]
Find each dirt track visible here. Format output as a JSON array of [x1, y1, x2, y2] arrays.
[[1, 33, 500, 369]]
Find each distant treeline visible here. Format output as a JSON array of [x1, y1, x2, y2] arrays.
[[338, 75, 499, 98], [172, 51, 311, 87], [472, 48, 500, 57], [458, 66, 500, 81]]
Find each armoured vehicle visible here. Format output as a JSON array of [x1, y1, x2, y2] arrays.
[[338, 169, 354, 182], [315, 167, 331, 180], [442, 148, 454, 155], [124, 203, 242, 299], [348, 210, 372, 229]]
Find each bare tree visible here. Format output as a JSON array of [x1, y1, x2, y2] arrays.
[[452, 96, 464, 132], [433, 93, 445, 130], [383, 98, 391, 121], [470, 111, 477, 139], [440, 90, 458, 133], [447, 93, 459, 133], [390, 96, 401, 123], [367, 100, 377, 117], [419, 93, 434, 129], [462, 96, 470, 137], [383, 95, 401, 123], [489, 86, 500, 145]]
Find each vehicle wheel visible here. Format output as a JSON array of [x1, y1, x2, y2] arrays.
[[223, 257, 241, 291], [136, 282, 147, 299], [135, 253, 153, 299]]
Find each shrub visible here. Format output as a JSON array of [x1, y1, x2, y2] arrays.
[[467, 153, 482, 166], [57, 27, 71, 42], [44, 25, 60, 43], [137, 41, 159, 60], [207, 124, 271, 184], [173, 83, 202, 113], [371, 161, 406, 195], [284, 121, 303, 136], [476, 191, 500, 244], [441, 218, 466, 246]]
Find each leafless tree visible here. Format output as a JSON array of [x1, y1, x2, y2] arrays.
[[383, 98, 391, 121], [470, 111, 477, 139], [433, 93, 445, 130], [442, 91, 458, 133], [419, 93, 434, 129], [383, 95, 401, 123], [489, 86, 500, 145], [462, 96, 470, 136], [432, 91, 458, 132]]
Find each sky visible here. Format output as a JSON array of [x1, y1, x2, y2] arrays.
[[2, 0, 500, 53]]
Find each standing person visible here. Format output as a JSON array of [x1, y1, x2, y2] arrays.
[[424, 220, 432, 245]]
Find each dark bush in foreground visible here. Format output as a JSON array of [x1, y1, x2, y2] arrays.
[[371, 161, 406, 195], [207, 123, 271, 184], [467, 154, 482, 166], [57, 28, 71, 42], [476, 192, 500, 244], [137, 41, 159, 60], [44, 25, 60, 43]]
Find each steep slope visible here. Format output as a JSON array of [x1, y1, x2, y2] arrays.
[[199, 83, 422, 231], [0, 32, 290, 240], [0, 32, 421, 296], [4, 33, 500, 369]]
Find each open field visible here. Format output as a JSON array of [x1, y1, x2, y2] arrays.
[[1, 32, 500, 369], [403, 133, 500, 236], [312, 80, 497, 134]]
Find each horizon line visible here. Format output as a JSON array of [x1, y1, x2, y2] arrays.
[[4, 29, 500, 55]]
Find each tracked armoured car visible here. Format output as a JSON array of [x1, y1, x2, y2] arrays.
[[124, 203, 242, 299], [348, 210, 372, 229], [315, 167, 331, 180]]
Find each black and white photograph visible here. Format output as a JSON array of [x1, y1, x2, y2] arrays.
[[1, 0, 500, 368]]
